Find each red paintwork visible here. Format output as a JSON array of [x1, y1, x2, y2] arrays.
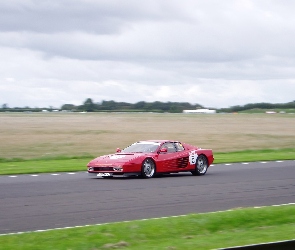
[[87, 140, 214, 177]]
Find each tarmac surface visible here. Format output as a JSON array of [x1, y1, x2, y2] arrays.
[[1, 160, 295, 234]]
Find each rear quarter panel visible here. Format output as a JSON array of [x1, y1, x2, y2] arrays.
[[196, 149, 214, 165], [182, 143, 214, 166]]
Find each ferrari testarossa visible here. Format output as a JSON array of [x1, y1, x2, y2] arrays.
[[87, 140, 214, 178]]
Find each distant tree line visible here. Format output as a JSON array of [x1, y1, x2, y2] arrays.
[[61, 99, 203, 113], [219, 101, 295, 113], [1, 100, 294, 113], [0, 99, 203, 113]]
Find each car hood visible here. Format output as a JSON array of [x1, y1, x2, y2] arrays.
[[88, 153, 144, 165]]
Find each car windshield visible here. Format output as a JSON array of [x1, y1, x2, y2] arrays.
[[121, 142, 161, 153]]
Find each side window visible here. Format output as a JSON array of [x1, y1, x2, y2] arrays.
[[174, 142, 185, 151], [161, 142, 177, 153]]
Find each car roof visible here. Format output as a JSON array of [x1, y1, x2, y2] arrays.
[[142, 140, 176, 143]]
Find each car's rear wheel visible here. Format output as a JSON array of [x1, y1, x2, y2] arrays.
[[141, 158, 156, 178], [191, 155, 208, 176]]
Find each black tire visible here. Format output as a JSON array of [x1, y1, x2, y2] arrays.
[[141, 158, 156, 178], [191, 155, 208, 176]]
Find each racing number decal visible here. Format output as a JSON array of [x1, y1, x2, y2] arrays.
[[189, 150, 198, 165]]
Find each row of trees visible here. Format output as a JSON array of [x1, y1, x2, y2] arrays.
[[1, 99, 295, 113], [219, 101, 295, 113], [61, 99, 203, 113]]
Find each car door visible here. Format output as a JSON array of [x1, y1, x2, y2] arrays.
[[173, 142, 190, 169], [156, 142, 178, 172]]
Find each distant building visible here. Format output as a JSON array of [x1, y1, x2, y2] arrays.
[[183, 108, 216, 114]]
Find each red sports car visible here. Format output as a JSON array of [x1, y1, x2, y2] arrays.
[[87, 140, 214, 178]]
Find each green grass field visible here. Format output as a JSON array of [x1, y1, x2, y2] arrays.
[[1, 205, 295, 250]]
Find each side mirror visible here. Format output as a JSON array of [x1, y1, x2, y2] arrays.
[[159, 148, 167, 153], [116, 148, 121, 153]]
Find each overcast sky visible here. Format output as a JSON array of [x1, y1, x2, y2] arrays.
[[1, 0, 294, 108]]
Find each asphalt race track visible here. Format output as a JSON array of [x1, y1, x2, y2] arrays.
[[1, 160, 295, 234]]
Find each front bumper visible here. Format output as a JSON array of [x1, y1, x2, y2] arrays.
[[88, 172, 141, 177]]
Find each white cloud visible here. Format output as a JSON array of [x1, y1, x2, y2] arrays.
[[0, 0, 295, 108]]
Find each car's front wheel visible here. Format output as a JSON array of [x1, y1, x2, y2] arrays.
[[141, 158, 156, 178], [191, 155, 208, 176]]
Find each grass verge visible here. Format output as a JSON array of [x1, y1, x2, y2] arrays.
[[0, 148, 294, 175], [215, 148, 295, 163], [1, 205, 295, 250]]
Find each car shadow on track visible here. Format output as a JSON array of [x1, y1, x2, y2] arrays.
[[88, 172, 212, 180]]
